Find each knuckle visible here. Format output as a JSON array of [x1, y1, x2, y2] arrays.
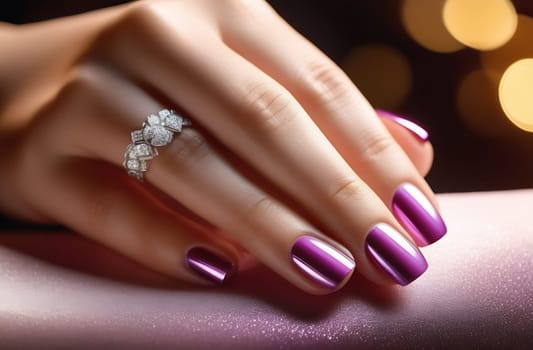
[[24, 64, 106, 151], [102, 1, 192, 51], [225, 0, 272, 18], [328, 177, 366, 205], [243, 195, 277, 223], [165, 128, 212, 167], [50, 64, 107, 122], [241, 82, 295, 133], [119, 0, 164, 29], [95, 2, 155, 46], [299, 59, 353, 107], [62, 64, 104, 98], [360, 134, 396, 163]]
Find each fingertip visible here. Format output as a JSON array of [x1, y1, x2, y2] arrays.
[[184, 245, 237, 286], [418, 141, 434, 177], [364, 223, 428, 286], [289, 235, 356, 294]]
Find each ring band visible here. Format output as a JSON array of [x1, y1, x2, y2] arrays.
[[123, 109, 191, 181]]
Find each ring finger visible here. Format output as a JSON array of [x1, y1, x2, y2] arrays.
[[70, 65, 358, 295]]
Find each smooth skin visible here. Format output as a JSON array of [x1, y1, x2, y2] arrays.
[[0, 0, 436, 294]]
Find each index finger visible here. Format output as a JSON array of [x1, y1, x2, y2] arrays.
[[218, 0, 447, 246]]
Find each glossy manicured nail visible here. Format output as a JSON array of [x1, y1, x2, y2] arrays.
[[392, 183, 447, 246], [366, 224, 428, 286], [376, 109, 429, 142], [291, 236, 355, 289], [186, 247, 234, 285]]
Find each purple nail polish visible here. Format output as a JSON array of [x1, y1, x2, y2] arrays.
[[376, 109, 429, 142], [291, 236, 355, 290], [186, 247, 234, 285], [392, 183, 447, 246], [365, 224, 428, 286]]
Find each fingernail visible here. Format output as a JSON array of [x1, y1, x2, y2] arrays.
[[392, 183, 447, 246], [376, 109, 429, 142], [291, 236, 355, 289], [186, 247, 235, 285], [365, 224, 428, 286]]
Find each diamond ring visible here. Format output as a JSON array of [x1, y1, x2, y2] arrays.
[[123, 109, 191, 181]]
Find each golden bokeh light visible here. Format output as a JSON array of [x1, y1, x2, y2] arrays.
[[499, 59, 533, 133], [456, 70, 512, 136], [443, 0, 517, 50], [481, 15, 533, 83], [401, 0, 464, 53], [341, 44, 412, 110]]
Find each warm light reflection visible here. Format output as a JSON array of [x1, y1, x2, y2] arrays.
[[481, 15, 533, 83], [443, 0, 517, 50], [456, 70, 512, 136], [499, 59, 533, 133], [401, 0, 463, 53], [341, 44, 412, 110]]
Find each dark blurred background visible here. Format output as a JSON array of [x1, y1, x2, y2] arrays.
[[2, 0, 533, 193]]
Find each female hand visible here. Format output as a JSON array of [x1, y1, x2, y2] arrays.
[[0, 0, 445, 294]]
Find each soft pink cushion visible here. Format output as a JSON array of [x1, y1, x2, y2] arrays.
[[1, 190, 532, 349]]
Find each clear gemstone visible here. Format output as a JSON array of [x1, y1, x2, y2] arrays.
[[137, 144, 149, 153], [128, 143, 155, 160], [147, 114, 161, 126], [143, 126, 154, 139], [159, 109, 171, 119], [143, 125, 172, 147], [131, 130, 144, 143], [164, 113, 183, 132], [127, 159, 140, 170]]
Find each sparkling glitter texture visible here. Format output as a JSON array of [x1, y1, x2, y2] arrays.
[[0, 191, 532, 349]]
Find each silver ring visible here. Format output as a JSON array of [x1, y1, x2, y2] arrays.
[[123, 109, 191, 181]]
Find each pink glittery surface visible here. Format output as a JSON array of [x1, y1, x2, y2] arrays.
[[1, 191, 532, 349]]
